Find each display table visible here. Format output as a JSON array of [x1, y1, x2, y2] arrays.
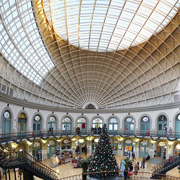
[[51, 154, 59, 168]]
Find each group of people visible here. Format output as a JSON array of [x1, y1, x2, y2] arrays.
[[75, 145, 87, 155], [51, 150, 73, 167], [72, 156, 84, 168], [124, 153, 151, 176], [91, 127, 102, 134]]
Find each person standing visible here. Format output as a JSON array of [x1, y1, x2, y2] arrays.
[[169, 127, 172, 137], [128, 150, 131, 160], [132, 152, 135, 161], [141, 157, 146, 169]]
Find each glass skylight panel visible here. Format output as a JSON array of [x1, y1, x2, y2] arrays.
[[0, 0, 54, 85], [44, 0, 180, 52]]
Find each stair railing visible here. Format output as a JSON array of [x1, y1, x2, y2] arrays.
[[0, 145, 59, 179], [151, 153, 180, 174], [22, 151, 59, 179]]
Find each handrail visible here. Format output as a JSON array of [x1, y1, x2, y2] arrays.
[[151, 153, 180, 173], [0, 129, 179, 139], [58, 171, 179, 180], [0, 145, 59, 179], [24, 151, 60, 176]]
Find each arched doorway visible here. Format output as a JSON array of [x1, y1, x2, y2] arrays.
[[157, 141, 167, 159], [175, 114, 180, 137], [62, 117, 72, 134], [141, 116, 150, 135], [124, 117, 134, 135], [47, 140, 56, 159], [108, 117, 118, 135], [92, 138, 99, 154], [61, 138, 71, 150], [174, 143, 180, 155], [78, 139, 87, 154], [48, 116, 57, 135], [77, 117, 87, 135], [33, 115, 42, 136], [18, 113, 27, 136], [92, 117, 103, 134], [32, 141, 42, 161], [139, 140, 150, 157], [123, 139, 134, 156], [157, 115, 167, 136], [110, 138, 118, 155], [2, 110, 11, 136]]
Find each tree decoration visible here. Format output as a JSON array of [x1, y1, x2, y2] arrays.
[[88, 124, 119, 179]]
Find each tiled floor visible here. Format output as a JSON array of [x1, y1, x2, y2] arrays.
[[1, 155, 180, 179]]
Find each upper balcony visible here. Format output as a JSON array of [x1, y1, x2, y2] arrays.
[[0, 129, 178, 144]]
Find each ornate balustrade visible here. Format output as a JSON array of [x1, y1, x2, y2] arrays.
[[58, 171, 179, 180], [0, 129, 178, 143]]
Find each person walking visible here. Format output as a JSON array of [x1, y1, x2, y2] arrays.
[[134, 162, 139, 175], [128, 150, 131, 160], [141, 157, 146, 169]]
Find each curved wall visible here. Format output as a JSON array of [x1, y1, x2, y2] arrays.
[[0, 100, 178, 134]]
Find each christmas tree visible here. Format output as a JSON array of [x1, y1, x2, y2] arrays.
[[88, 124, 119, 179]]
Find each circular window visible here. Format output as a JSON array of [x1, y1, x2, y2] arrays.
[[126, 117, 133, 122], [50, 116, 56, 122], [4, 111, 10, 119], [35, 115, 41, 121], [177, 114, 180, 120], [142, 116, 149, 122]]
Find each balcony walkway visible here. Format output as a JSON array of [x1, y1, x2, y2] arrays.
[[0, 130, 178, 144]]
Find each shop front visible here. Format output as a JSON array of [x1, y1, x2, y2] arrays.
[[139, 140, 150, 157], [92, 138, 99, 154], [47, 140, 56, 159], [110, 138, 118, 155], [123, 139, 134, 156], [174, 143, 180, 155], [32, 141, 42, 161], [61, 138, 71, 150], [156, 141, 167, 159]]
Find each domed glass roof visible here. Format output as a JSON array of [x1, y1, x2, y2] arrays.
[[43, 0, 180, 52], [1, 0, 180, 109]]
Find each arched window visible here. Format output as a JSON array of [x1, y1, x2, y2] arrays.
[[175, 114, 180, 137], [33, 115, 42, 135], [157, 115, 167, 135], [2, 110, 11, 136], [92, 117, 103, 134], [77, 117, 87, 134], [124, 117, 134, 134], [108, 117, 118, 135], [48, 116, 57, 132], [62, 117, 72, 134], [141, 116, 150, 135], [18, 113, 27, 135]]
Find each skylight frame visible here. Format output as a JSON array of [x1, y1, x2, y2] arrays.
[[43, 0, 180, 52], [0, 0, 54, 85]]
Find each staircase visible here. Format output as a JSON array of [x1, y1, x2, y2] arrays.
[[151, 153, 180, 179], [0, 146, 59, 180]]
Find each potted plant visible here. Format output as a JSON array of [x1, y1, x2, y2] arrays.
[[80, 158, 89, 180]]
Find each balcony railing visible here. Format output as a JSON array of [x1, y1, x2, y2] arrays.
[[58, 171, 179, 180], [0, 130, 178, 143]]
